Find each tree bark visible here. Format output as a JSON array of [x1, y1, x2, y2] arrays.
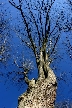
[[18, 50, 57, 108]]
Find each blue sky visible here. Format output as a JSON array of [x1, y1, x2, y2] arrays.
[[0, 0, 72, 108]]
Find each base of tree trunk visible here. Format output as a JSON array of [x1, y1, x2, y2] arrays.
[[18, 74, 57, 108]]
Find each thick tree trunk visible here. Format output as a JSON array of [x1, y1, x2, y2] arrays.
[[18, 50, 57, 108]]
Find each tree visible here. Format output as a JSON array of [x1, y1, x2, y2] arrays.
[[0, 2, 12, 63], [0, 0, 71, 108], [8, 0, 71, 108], [8, 0, 59, 108]]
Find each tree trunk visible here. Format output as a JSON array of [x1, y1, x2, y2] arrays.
[[18, 50, 57, 108]]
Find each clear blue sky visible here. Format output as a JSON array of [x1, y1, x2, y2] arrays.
[[0, 0, 72, 108]]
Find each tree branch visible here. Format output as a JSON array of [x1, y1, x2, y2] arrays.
[[25, 0, 41, 46], [8, 0, 38, 58], [8, 0, 20, 10], [45, 0, 56, 40], [50, 34, 60, 55]]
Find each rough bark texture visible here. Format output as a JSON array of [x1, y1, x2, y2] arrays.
[[18, 51, 57, 108]]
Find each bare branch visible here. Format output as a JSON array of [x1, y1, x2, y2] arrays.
[[50, 34, 60, 55], [9, 0, 38, 58], [8, 0, 20, 10], [24, 0, 42, 47], [45, 0, 56, 40]]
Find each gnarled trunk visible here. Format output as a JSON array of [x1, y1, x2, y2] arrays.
[[18, 49, 57, 108]]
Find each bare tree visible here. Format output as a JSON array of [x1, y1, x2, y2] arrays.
[[8, 0, 59, 107], [0, 2, 12, 63], [8, 0, 72, 108], [0, 0, 71, 108]]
